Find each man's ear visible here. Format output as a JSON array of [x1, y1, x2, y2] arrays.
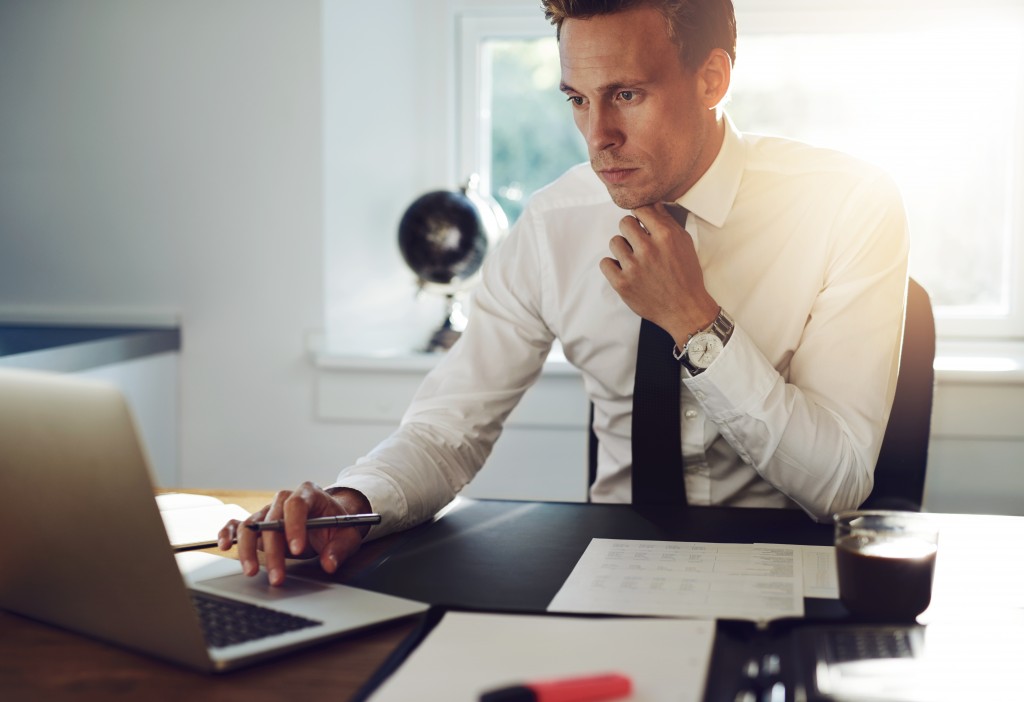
[[696, 48, 731, 110]]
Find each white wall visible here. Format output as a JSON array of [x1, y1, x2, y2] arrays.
[[0, 0, 352, 489], [322, 0, 452, 355]]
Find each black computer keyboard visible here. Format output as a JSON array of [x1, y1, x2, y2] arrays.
[[189, 591, 323, 649]]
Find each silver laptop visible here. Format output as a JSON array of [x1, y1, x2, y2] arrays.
[[0, 368, 427, 672]]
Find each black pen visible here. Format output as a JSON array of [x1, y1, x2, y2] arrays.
[[245, 513, 381, 532]]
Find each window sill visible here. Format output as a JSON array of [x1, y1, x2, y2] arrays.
[[312, 338, 1024, 385], [934, 340, 1024, 385], [311, 341, 579, 377]]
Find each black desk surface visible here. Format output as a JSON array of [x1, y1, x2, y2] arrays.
[[343, 498, 834, 614], [339, 499, 839, 702], [336, 498, 1024, 702]]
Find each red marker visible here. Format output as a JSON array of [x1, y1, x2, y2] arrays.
[[479, 672, 632, 702]]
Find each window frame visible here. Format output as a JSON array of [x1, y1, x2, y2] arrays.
[[455, 1, 1024, 341], [456, 11, 555, 196]]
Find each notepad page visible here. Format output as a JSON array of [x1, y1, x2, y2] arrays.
[[369, 612, 715, 702]]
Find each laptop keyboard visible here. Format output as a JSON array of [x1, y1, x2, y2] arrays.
[[825, 627, 916, 662], [189, 590, 323, 649]]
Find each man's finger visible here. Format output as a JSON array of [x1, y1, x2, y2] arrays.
[[217, 519, 238, 550], [608, 234, 634, 264], [283, 484, 320, 556], [598, 256, 623, 285], [236, 507, 268, 577], [634, 202, 690, 239], [316, 488, 375, 574], [618, 215, 658, 260], [319, 528, 363, 574], [619, 213, 647, 237], [261, 490, 293, 586]]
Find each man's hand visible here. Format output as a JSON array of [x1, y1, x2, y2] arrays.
[[218, 482, 372, 586], [599, 202, 720, 346]]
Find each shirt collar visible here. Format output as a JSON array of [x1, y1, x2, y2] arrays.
[[674, 114, 744, 229]]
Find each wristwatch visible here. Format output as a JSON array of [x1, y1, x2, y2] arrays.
[[673, 308, 735, 376]]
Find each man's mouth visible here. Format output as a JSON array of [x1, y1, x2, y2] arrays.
[[596, 167, 639, 185]]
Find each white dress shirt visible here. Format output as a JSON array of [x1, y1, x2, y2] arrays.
[[332, 117, 910, 535]]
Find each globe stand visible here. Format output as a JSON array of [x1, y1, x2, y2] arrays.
[[423, 294, 468, 353]]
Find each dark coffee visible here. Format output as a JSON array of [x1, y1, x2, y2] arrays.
[[836, 535, 937, 621]]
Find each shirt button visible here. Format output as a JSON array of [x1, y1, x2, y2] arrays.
[[684, 409, 698, 420]]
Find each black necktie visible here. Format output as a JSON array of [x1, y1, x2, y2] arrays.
[[631, 205, 689, 506]]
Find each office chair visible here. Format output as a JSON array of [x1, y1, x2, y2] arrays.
[[587, 278, 936, 510], [861, 278, 935, 510]]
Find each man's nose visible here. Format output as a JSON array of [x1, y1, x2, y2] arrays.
[[585, 103, 623, 153]]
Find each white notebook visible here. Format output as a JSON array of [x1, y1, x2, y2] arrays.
[[157, 492, 251, 550]]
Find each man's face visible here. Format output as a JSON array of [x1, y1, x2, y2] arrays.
[[559, 6, 715, 209]]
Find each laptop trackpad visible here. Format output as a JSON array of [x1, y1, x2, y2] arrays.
[[199, 572, 331, 601]]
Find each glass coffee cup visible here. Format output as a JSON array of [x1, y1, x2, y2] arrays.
[[834, 510, 939, 621]]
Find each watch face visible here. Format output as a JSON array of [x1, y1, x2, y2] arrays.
[[686, 332, 724, 369]]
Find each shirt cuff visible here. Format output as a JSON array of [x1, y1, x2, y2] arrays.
[[682, 323, 779, 421], [325, 472, 408, 542]]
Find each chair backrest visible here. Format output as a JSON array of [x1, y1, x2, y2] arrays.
[[862, 277, 935, 510], [588, 278, 936, 509]]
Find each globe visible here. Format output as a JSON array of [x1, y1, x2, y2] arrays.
[[397, 176, 508, 351]]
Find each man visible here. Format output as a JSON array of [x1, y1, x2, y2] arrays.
[[221, 0, 908, 586]]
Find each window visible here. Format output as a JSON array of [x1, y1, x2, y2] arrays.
[[457, 13, 586, 224], [485, 37, 587, 223], [458, 3, 1024, 340]]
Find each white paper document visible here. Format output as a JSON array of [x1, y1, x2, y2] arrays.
[[548, 538, 806, 621], [368, 612, 716, 702], [156, 492, 250, 550], [800, 545, 839, 599]]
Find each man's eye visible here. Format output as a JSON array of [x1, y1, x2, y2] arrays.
[[566, 96, 585, 106], [619, 91, 635, 101]]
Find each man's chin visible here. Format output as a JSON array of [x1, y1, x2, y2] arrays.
[[594, 167, 667, 209], [605, 186, 658, 211]]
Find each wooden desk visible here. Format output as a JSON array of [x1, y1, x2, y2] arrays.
[[0, 612, 415, 702], [0, 490, 416, 702]]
